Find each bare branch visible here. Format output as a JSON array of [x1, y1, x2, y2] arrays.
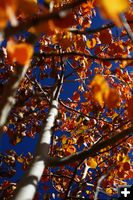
[[120, 14, 133, 42], [94, 166, 115, 200]]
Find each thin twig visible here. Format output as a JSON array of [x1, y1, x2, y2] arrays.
[[64, 159, 84, 199], [120, 14, 133, 42]]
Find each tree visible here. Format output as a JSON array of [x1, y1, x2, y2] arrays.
[[0, 0, 133, 199]]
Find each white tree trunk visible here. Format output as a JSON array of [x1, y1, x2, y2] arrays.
[[14, 100, 58, 200], [0, 65, 28, 127]]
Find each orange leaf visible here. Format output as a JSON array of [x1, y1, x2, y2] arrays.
[[97, 0, 129, 26], [87, 158, 97, 168], [72, 91, 80, 101], [105, 89, 120, 109], [65, 145, 76, 155], [99, 29, 112, 45], [106, 188, 113, 195], [91, 75, 110, 107], [7, 40, 34, 65], [62, 135, 67, 145]]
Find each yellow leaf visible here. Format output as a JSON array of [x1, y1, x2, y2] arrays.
[[117, 153, 130, 163], [65, 145, 76, 155], [87, 158, 97, 168], [97, 0, 129, 26], [106, 188, 112, 195], [62, 135, 67, 145], [86, 38, 96, 49], [91, 75, 110, 107], [15, 136, 21, 144], [122, 155, 130, 163], [17, 155, 24, 163], [86, 190, 91, 194]]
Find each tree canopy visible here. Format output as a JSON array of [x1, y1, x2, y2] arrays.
[[0, 0, 133, 199]]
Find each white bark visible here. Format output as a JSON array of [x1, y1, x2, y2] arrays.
[[94, 174, 107, 200], [14, 100, 58, 200], [0, 65, 28, 127], [76, 162, 89, 198]]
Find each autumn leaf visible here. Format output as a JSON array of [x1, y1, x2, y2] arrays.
[[127, 96, 133, 119], [72, 91, 80, 101], [17, 155, 24, 163], [62, 135, 67, 145], [99, 29, 112, 45], [91, 74, 110, 107], [15, 136, 21, 144], [53, 11, 76, 29], [65, 145, 76, 155], [17, 0, 38, 18], [97, 0, 129, 26], [86, 38, 96, 49], [105, 89, 120, 109], [122, 162, 130, 171], [106, 188, 113, 195], [102, 61, 112, 69], [7, 40, 34, 65], [87, 158, 97, 168]]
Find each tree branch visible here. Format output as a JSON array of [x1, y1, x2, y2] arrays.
[[4, 0, 88, 38], [35, 51, 133, 61], [70, 20, 133, 35], [120, 15, 133, 42], [64, 160, 84, 199], [48, 126, 133, 167]]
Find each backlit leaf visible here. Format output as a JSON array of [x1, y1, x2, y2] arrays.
[[65, 145, 76, 155], [106, 188, 113, 195], [17, 155, 24, 163], [97, 0, 129, 26], [87, 158, 97, 168], [7, 40, 34, 65], [91, 75, 110, 107], [105, 89, 120, 109], [86, 38, 96, 49]]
